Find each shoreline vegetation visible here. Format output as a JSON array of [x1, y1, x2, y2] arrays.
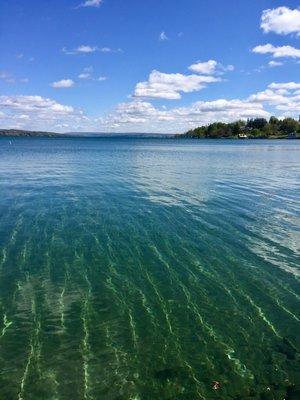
[[0, 129, 62, 137], [177, 117, 300, 139], [0, 116, 300, 139], [0, 129, 167, 138]]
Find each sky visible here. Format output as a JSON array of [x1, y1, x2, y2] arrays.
[[0, 0, 300, 133]]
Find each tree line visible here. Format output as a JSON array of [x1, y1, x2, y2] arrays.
[[179, 117, 300, 139]]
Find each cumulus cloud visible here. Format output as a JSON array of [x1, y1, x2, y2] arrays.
[[252, 44, 300, 58], [261, 7, 300, 36], [188, 60, 218, 74], [78, 0, 102, 8], [188, 60, 234, 75], [102, 81, 300, 132], [268, 82, 300, 90], [0, 95, 90, 131], [0, 95, 75, 113], [51, 79, 75, 88], [249, 82, 300, 114], [99, 97, 270, 133], [134, 70, 220, 100], [133, 60, 234, 100], [2, 82, 300, 133]]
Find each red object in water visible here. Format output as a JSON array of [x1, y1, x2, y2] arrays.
[[212, 381, 221, 390]]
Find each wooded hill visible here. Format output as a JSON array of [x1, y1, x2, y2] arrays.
[[179, 117, 300, 139]]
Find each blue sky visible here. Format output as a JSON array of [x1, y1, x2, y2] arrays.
[[0, 0, 300, 133]]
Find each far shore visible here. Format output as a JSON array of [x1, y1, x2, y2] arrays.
[[0, 127, 299, 140]]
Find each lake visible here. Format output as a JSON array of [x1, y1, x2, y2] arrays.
[[0, 138, 299, 399]]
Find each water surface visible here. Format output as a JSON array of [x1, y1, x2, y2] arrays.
[[0, 138, 299, 399]]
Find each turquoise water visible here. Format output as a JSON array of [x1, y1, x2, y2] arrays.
[[0, 138, 299, 400]]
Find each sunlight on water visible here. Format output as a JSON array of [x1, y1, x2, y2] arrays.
[[0, 138, 299, 399]]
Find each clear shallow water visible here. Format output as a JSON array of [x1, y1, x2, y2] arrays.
[[0, 138, 299, 400]]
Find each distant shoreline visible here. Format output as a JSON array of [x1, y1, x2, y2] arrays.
[[0, 129, 170, 139], [0, 129, 64, 138], [0, 128, 299, 139], [177, 117, 300, 140]]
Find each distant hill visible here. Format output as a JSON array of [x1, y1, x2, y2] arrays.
[[177, 117, 300, 139], [0, 129, 61, 137], [0, 129, 171, 138], [65, 132, 171, 138]]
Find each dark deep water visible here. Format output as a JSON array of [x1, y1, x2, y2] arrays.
[[0, 138, 299, 400]]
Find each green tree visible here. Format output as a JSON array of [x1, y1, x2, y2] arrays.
[[279, 118, 298, 134], [246, 118, 268, 130]]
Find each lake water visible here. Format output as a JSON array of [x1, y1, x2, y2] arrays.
[[0, 138, 299, 400]]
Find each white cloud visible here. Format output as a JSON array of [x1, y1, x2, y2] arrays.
[[182, 99, 270, 123], [2, 82, 300, 133], [0, 95, 89, 132], [252, 43, 300, 58], [133, 60, 233, 100], [99, 97, 270, 133], [0, 96, 74, 113], [249, 82, 300, 115], [76, 45, 97, 53], [51, 79, 75, 88], [78, 73, 92, 79], [62, 46, 95, 55], [159, 31, 169, 41], [78, 66, 107, 81], [249, 89, 290, 105], [134, 70, 220, 100], [63, 45, 120, 55], [1, 97, 63, 115], [188, 60, 218, 74], [261, 7, 300, 36], [268, 82, 300, 90], [268, 60, 283, 67], [78, 0, 102, 8], [188, 60, 234, 75], [101, 81, 300, 132]]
